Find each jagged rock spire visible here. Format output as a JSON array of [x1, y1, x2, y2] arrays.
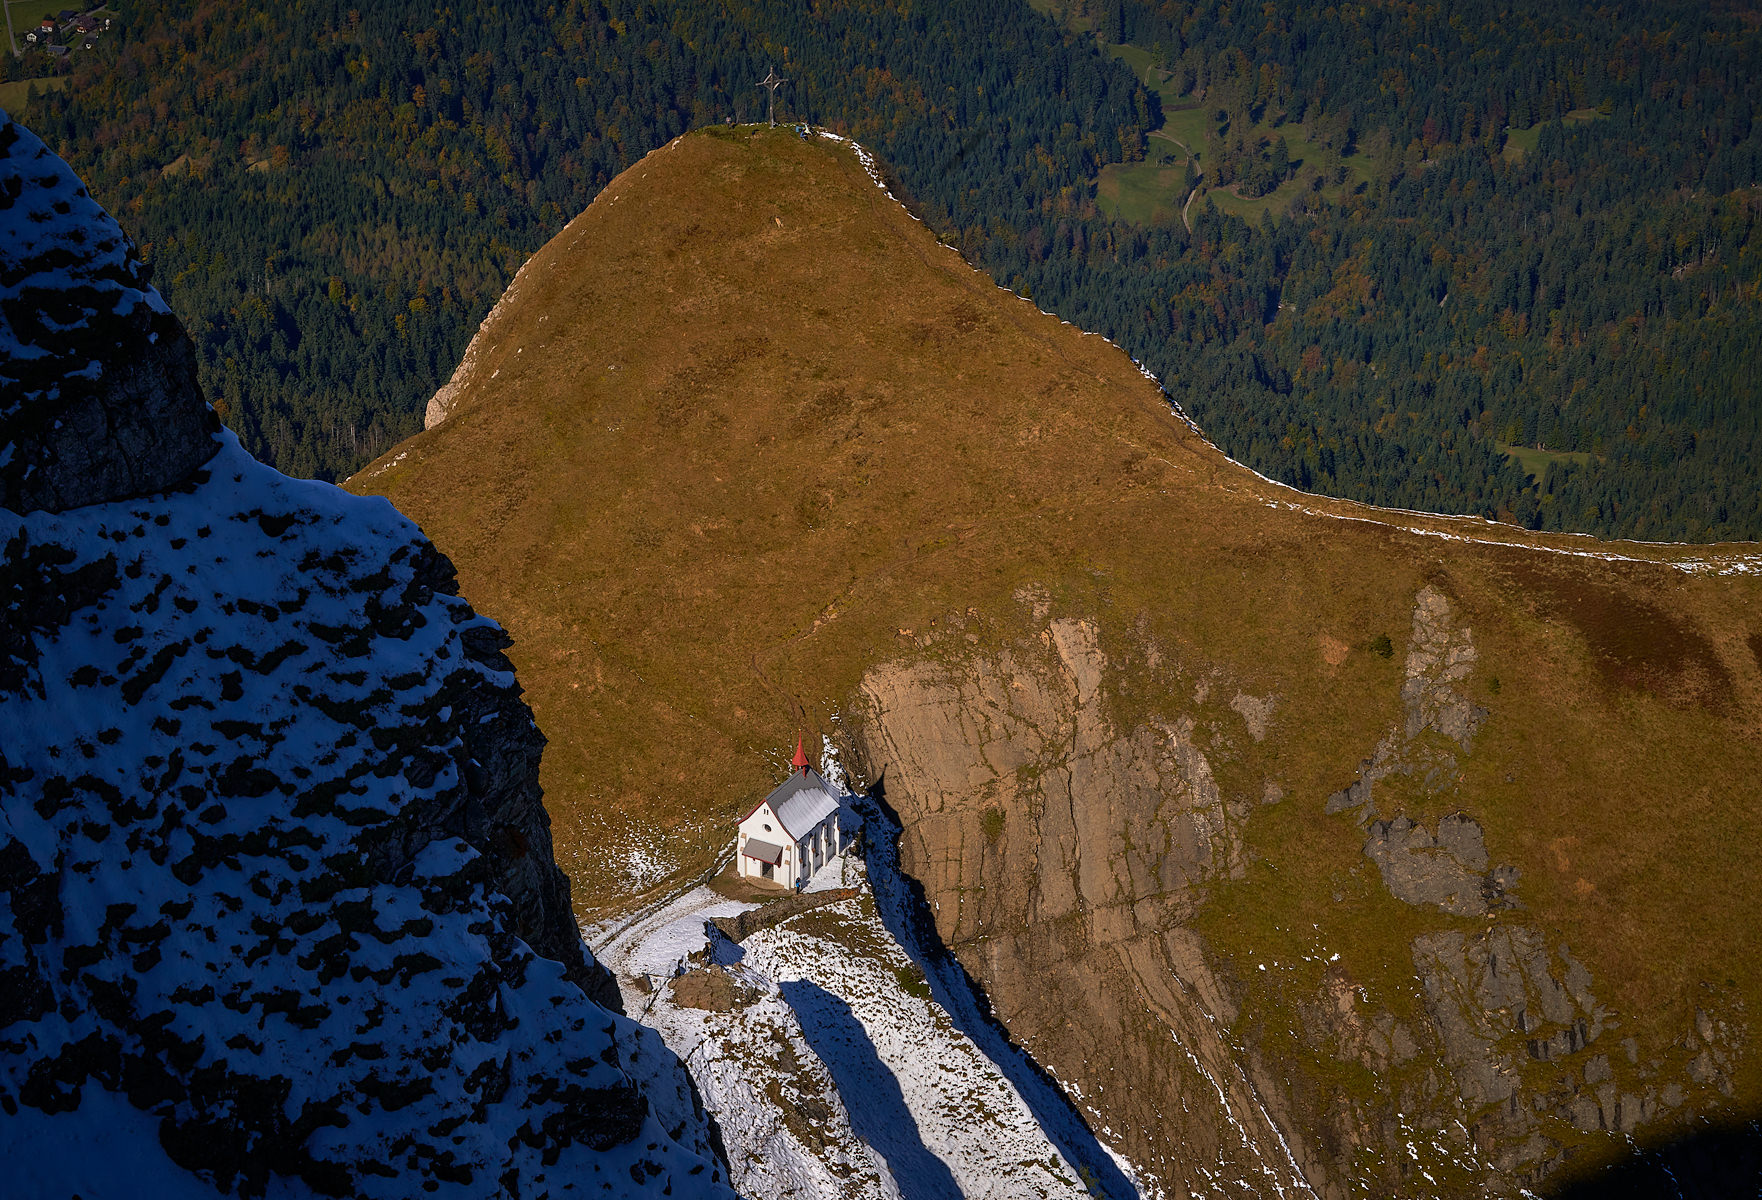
[[0, 107, 219, 513]]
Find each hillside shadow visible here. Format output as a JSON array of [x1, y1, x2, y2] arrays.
[[857, 775, 1140, 1200], [1540, 1119, 1762, 1199], [778, 978, 962, 1200]]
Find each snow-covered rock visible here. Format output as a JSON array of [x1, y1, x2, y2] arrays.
[[0, 108, 219, 514], [0, 111, 733, 1197]]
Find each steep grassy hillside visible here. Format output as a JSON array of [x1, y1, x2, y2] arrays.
[[353, 127, 1762, 1197]]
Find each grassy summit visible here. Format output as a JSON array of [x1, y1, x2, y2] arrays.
[[354, 125, 1762, 1192], [354, 124, 1284, 900]]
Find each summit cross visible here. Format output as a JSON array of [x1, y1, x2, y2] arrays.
[[758, 67, 787, 127]]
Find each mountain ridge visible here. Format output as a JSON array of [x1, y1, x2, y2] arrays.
[[356, 125, 1762, 1195], [415, 129, 1762, 566]]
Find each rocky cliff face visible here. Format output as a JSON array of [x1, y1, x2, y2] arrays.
[[855, 605, 1318, 1194], [854, 584, 1751, 1197], [0, 110, 726, 1197]]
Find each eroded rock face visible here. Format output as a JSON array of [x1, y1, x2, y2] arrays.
[[1326, 585, 1489, 824], [1402, 585, 1487, 746], [0, 110, 220, 514], [858, 584, 1750, 1198], [0, 117, 725, 1198], [857, 614, 1317, 1197], [1412, 928, 1599, 1106], [862, 617, 1246, 944], [1314, 586, 1747, 1189], [1365, 813, 1519, 916]]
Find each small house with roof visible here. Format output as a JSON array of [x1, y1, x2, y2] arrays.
[[737, 736, 849, 887]]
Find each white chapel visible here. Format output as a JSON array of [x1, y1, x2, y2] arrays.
[[736, 736, 849, 888]]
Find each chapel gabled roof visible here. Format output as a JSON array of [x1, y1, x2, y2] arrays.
[[745, 767, 842, 841]]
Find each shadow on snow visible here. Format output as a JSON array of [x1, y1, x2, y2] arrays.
[[779, 978, 964, 1200], [855, 774, 1139, 1200]]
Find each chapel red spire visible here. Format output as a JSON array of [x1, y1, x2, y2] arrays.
[[791, 733, 811, 775]]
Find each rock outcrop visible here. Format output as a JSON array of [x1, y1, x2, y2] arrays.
[[1364, 813, 1518, 916], [857, 610, 1317, 1196], [0, 109, 219, 513], [1326, 585, 1488, 825], [1412, 927, 1601, 1110], [1, 112, 726, 1197], [421, 224, 544, 430]]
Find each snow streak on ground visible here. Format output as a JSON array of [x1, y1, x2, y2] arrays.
[[598, 842, 1106, 1200]]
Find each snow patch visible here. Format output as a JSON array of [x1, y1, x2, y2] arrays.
[[599, 812, 1129, 1200]]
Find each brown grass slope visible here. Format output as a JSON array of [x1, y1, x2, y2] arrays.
[[354, 127, 1762, 1195]]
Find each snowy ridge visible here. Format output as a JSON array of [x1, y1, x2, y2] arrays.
[[1255, 495, 1762, 575], [0, 431, 735, 1197], [0, 106, 171, 410]]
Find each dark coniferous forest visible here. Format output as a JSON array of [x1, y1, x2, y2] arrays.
[[12, 0, 1760, 540], [1006, 0, 1762, 541]]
